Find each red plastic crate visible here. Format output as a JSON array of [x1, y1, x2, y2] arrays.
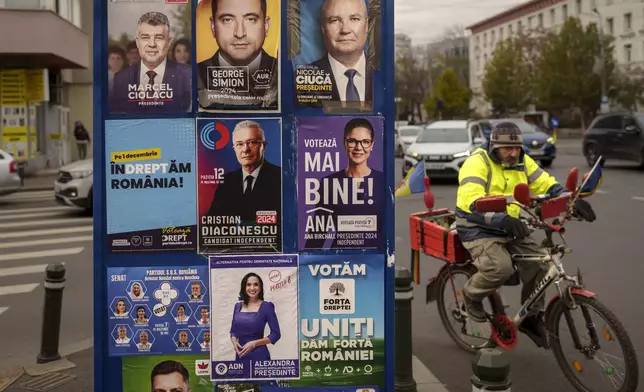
[[409, 208, 470, 264]]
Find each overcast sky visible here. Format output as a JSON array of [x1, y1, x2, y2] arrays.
[[395, 0, 525, 45]]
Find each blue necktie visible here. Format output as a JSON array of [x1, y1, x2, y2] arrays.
[[345, 69, 360, 102]]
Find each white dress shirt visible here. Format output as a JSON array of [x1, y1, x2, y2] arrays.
[[116, 337, 130, 344], [327, 53, 366, 102], [139, 59, 167, 86], [242, 162, 264, 193], [218, 51, 263, 74]]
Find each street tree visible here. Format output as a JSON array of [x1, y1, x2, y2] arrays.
[[482, 38, 533, 114], [425, 67, 470, 119], [395, 49, 432, 122], [614, 68, 644, 111], [534, 17, 617, 127]]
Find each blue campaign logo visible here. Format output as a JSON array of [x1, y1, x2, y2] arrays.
[[173, 329, 195, 349], [550, 117, 560, 128], [153, 281, 179, 306], [199, 120, 230, 151], [109, 296, 132, 318], [214, 363, 230, 376]]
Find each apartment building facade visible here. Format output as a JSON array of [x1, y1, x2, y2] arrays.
[[0, 0, 92, 173], [467, 0, 644, 115]]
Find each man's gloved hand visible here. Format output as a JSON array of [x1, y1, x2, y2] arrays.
[[574, 199, 596, 222], [501, 216, 530, 239]]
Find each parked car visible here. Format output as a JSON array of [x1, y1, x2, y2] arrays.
[[54, 159, 93, 214], [474, 118, 557, 167], [402, 120, 485, 179], [395, 125, 424, 157], [583, 112, 644, 169], [0, 148, 21, 196]]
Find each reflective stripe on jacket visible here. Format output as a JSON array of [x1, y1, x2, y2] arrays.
[[455, 143, 565, 242]]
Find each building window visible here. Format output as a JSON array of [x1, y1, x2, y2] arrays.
[[491, 30, 495, 45], [624, 44, 632, 63], [476, 56, 481, 70], [528, 16, 533, 29], [606, 18, 614, 35], [563, 4, 568, 20], [538, 13, 543, 27], [550, 9, 556, 25], [509, 24, 514, 35], [518, 20, 523, 32], [576, 0, 582, 15], [624, 13, 632, 32], [499, 27, 504, 40]]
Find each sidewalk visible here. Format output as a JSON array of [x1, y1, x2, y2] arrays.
[[18, 174, 58, 192], [0, 348, 448, 392]]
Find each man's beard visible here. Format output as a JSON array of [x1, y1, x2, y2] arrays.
[[501, 156, 518, 167]]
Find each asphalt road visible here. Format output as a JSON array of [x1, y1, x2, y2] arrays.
[[0, 190, 93, 368], [395, 146, 644, 391]]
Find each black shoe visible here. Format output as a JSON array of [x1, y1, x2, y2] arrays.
[[519, 312, 549, 349], [464, 295, 487, 323]]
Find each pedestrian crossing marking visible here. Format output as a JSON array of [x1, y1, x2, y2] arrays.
[[0, 217, 93, 229], [0, 307, 7, 316], [0, 226, 93, 240], [0, 206, 71, 215], [0, 264, 50, 278], [0, 191, 53, 201], [0, 283, 39, 296], [0, 211, 73, 221], [0, 235, 93, 249], [0, 247, 84, 263]]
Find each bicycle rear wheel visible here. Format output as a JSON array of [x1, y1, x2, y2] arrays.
[[435, 263, 503, 353], [546, 294, 639, 392]]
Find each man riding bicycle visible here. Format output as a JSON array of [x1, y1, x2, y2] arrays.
[[455, 122, 596, 348]]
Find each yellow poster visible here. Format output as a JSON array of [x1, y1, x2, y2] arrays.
[[0, 70, 40, 160]]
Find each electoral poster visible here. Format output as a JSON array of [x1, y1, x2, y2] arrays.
[[297, 116, 384, 251], [209, 254, 300, 382], [107, 0, 192, 114], [196, 0, 281, 112], [287, 0, 380, 112], [106, 119, 196, 252], [107, 266, 210, 357], [289, 255, 385, 389], [123, 355, 215, 392], [197, 118, 283, 254]]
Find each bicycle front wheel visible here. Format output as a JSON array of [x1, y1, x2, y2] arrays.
[[546, 294, 639, 392]]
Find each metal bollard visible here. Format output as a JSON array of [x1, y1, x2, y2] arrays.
[[471, 348, 512, 391], [395, 266, 417, 392], [37, 263, 66, 364]]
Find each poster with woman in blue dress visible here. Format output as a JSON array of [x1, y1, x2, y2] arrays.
[[209, 254, 300, 382]]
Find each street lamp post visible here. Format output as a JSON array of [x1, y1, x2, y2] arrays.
[[593, 7, 609, 113]]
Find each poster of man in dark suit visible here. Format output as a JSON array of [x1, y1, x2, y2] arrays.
[[290, 0, 378, 112], [109, 12, 192, 114], [197, 119, 282, 254], [196, 0, 279, 111]]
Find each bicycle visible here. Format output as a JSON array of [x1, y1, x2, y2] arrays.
[[411, 159, 639, 392]]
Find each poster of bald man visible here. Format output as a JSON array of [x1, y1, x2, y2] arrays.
[[196, 118, 282, 254], [195, 0, 281, 112], [288, 0, 380, 113], [107, 1, 193, 115]]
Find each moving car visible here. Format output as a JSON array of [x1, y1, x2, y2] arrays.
[[583, 111, 644, 169], [395, 125, 424, 157], [402, 120, 485, 179], [54, 159, 93, 214], [0, 148, 21, 196], [475, 118, 557, 167]]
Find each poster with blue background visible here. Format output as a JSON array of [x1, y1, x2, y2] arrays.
[[289, 254, 385, 389], [107, 266, 210, 357], [287, 0, 381, 111], [106, 118, 197, 252]]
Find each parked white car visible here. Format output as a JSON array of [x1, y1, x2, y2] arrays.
[[0, 148, 22, 196], [402, 120, 485, 179], [395, 125, 424, 157], [54, 159, 93, 214]]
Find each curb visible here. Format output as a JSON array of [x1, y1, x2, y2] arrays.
[[18, 186, 54, 193], [413, 355, 450, 391]]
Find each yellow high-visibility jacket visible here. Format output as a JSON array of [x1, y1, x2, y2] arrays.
[[455, 143, 565, 242]]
